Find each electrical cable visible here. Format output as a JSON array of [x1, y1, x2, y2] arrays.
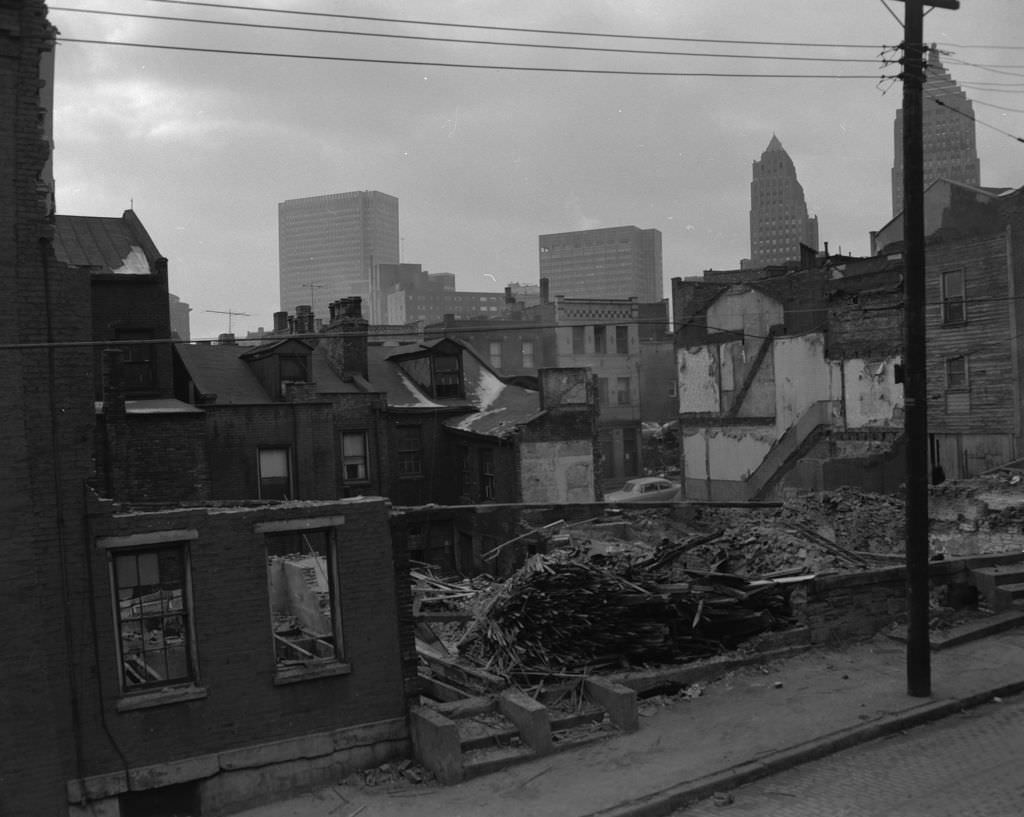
[[50, 7, 885, 64], [54, 37, 884, 78]]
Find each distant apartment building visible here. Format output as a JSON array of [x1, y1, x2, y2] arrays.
[[168, 292, 191, 340], [892, 47, 980, 217], [278, 191, 399, 323], [374, 262, 506, 325], [538, 226, 662, 302], [745, 135, 819, 268]]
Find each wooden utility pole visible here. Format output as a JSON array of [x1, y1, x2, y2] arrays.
[[893, 0, 959, 698]]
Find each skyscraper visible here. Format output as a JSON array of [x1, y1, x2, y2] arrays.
[[746, 135, 819, 268], [538, 226, 662, 302], [278, 191, 399, 323], [891, 46, 980, 217]]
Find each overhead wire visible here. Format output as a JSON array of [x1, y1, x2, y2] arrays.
[[50, 7, 884, 64]]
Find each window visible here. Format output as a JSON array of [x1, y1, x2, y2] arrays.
[[667, 380, 678, 397], [112, 545, 195, 691], [433, 354, 462, 398], [616, 377, 631, 406], [572, 325, 585, 354], [597, 377, 609, 406], [615, 326, 629, 354], [489, 341, 502, 369], [456, 445, 471, 497], [115, 328, 156, 392], [946, 355, 968, 389], [521, 340, 535, 369], [279, 354, 309, 384], [397, 426, 423, 476], [266, 529, 342, 669], [942, 270, 966, 324], [258, 448, 292, 499], [480, 448, 496, 500], [341, 431, 369, 482], [594, 325, 607, 354]]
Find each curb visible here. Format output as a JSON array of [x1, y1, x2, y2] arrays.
[[586, 678, 1024, 817]]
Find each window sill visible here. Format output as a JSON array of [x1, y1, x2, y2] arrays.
[[273, 661, 351, 686], [116, 684, 208, 712]]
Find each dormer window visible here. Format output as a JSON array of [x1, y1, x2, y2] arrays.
[[433, 354, 462, 399]]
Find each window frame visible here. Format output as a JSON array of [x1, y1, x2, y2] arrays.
[[488, 340, 503, 370], [572, 325, 585, 355], [432, 353, 463, 398], [521, 340, 535, 369], [479, 447, 496, 501], [341, 430, 370, 484], [593, 325, 607, 355], [942, 270, 966, 325], [258, 520, 350, 685], [258, 446, 293, 500], [397, 425, 424, 477], [615, 325, 630, 355], [114, 328, 156, 393], [616, 376, 631, 406], [100, 533, 204, 709], [945, 355, 969, 390]]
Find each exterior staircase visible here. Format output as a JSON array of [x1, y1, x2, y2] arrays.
[[971, 563, 1024, 612], [410, 679, 637, 784]]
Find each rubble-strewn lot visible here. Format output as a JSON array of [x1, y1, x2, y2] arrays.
[[414, 482, 1024, 688]]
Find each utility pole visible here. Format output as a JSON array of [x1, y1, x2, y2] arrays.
[[893, 0, 958, 698]]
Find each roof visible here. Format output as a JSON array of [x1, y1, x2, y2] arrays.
[[175, 343, 274, 404], [53, 210, 164, 274]]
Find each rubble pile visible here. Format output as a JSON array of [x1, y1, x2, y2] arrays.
[[457, 548, 791, 677], [776, 487, 905, 556]]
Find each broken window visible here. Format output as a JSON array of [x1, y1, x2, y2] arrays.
[[397, 426, 423, 476], [266, 529, 341, 667], [258, 447, 292, 499], [942, 270, 966, 324], [946, 355, 968, 390], [112, 545, 195, 691], [114, 328, 156, 393], [341, 431, 369, 483], [480, 448, 495, 500]]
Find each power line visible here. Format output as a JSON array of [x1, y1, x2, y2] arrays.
[[54, 38, 883, 79], [927, 92, 1024, 143], [144, 0, 884, 50], [51, 7, 885, 64]]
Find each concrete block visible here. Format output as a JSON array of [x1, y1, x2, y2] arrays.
[[409, 706, 463, 784], [129, 753, 220, 792], [498, 689, 553, 755], [584, 677, 638, 732], [68, 797, 120, 817]]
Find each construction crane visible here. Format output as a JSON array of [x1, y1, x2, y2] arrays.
[[205, 309, 251, 334]]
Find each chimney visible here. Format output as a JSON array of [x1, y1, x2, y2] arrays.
[[273, 311, 288, 332], [326, 297, 369, 381], [539, 277, 550, 304], [295, 305, 313, 335]]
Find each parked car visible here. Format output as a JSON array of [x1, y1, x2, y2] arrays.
[[605, 476, 681, 503]]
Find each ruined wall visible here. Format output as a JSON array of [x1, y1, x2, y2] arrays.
[[772, 333, 831, 433], [519, 439, 596, 503], [840, 356, 904, 428], [678, 345, 720, 413]]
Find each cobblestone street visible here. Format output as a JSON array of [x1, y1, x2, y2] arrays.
[[678, 694, 1024, 816]]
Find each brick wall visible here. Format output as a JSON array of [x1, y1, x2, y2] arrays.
[[204, 402, 339, 500], [0, 3, 97, 814], [76, 498, 410, 788]]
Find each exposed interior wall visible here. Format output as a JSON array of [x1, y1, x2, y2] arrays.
[[840, 356, 904, 428], [772, 333, 831, 434], [678, 345, 719, 413], [519, 440, 595, 503]]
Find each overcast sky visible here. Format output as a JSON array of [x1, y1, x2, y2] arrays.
[[49, 0, 1024, 340]]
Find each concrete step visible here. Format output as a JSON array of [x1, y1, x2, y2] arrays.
[[462, 743, 536, 779], [994, 583, 1024, 612], [971, 565, 1024, 604], [885, 608, 1024, 650]]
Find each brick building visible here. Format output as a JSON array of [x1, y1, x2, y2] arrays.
[[1, 6, 414, 815]]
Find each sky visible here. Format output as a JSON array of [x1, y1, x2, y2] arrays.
[[47, 0, 1024, 341]]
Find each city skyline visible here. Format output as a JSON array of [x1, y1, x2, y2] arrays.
[[47, 1, 1024, 340]]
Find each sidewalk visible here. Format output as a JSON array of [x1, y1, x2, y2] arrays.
[[235, 627, 1024, 817]]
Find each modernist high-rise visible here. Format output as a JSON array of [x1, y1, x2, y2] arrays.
[[538, 226, 662, 302], [746, 135, 819, 268], [278, 191, 399, 323], [891, 47, 980, 216]]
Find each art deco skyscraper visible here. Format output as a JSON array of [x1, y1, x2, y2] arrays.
[[747, 135, 819, 268], [891, 47, 980, 216], [278, 191, 399, 323]]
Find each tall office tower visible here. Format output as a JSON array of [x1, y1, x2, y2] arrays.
[[538, 226, 662, 301], [891, 46, 980, 217], [278, 191, 399, 323], [747, 135, 819, 268]]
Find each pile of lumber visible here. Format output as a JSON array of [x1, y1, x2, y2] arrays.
[[457, 548, 791, 678]]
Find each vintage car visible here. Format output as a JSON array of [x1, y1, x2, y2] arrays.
[[605, 476, 681, 503]]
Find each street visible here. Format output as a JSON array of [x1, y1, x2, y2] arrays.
[[677, 694, 1024, 816]]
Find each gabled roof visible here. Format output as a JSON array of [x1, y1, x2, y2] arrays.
[[53, 210, 164, 274], [239, 337, 312, 362], [175, 343, 273, 404]]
